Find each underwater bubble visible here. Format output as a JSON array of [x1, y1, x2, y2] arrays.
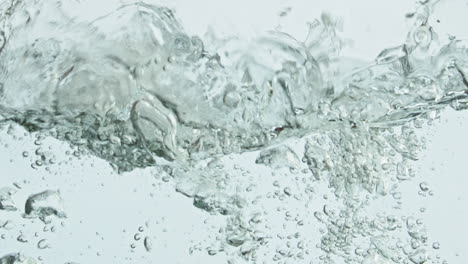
[[361, 253, 394, 264], [144, 237, 153, 252], [2, 220, 15, 230], [408, 249, 428, 264], [24, 190, 66, 222], [419, 182, 429, 192], [16, 234, 28, 243], [0, 187, 17, 211], [37, 239, 49, 250], [223, 90, 241, 108], [255, 145, 300, 169], [0, 253, 38, 264]]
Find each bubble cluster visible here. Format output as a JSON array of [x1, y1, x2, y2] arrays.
[[0, 253, 38, 264]]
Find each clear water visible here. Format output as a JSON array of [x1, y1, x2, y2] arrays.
[[0, 0, 467, 263]]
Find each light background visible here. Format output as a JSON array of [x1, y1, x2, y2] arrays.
[[0, 0, 467, 263]]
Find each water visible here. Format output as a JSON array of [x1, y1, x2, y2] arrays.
[[23, 190, 66, 223], [0, 253, 37, 264], [0, 0, 467, 263]]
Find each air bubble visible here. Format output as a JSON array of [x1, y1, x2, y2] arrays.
[[24, 190, 66, 222], [419, 182, 429, 192], [37, 239, 49, 249], [144, 237, 153, 252]]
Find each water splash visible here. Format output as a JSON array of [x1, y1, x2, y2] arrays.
[[1, 0, 464, 172], [0, 253, 38, 264], [0, 0, 466, 263]]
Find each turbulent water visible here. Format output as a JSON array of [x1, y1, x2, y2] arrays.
[[0, 0, 467, 263]]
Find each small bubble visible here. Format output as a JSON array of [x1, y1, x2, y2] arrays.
[[419, 182, 429, 192], [37, 239, 49, 249], [24, 190, 66, 222], [392, 192, 402, 200], [134, 233, 141, 241], [2, 220, 14, 230], [223, 91, 241, 107], [144, 236, 153, 252], [162, 176, 171, 182], [17, 234, 28, 243]]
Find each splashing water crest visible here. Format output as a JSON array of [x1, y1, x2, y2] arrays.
[[0, 0, 467, 263]]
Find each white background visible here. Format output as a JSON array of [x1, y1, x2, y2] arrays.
[[0, 0, 467, 263]]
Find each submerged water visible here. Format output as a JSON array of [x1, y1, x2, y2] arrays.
[[0, 0, 467, 263]]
